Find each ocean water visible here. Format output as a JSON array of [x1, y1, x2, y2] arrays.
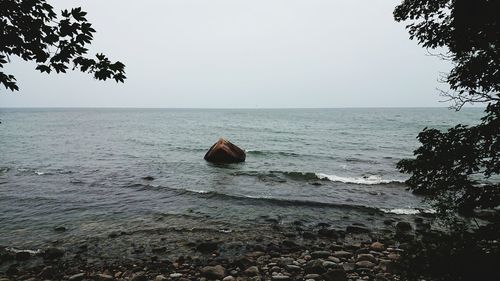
[[0, 108, 483, 249]]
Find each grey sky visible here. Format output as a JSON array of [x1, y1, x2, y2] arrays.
[[1, 0, 453, 108]]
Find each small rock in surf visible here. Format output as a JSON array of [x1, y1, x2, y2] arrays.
[[204, 138, 246, 163]]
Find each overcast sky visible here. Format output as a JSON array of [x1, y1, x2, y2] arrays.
[[1, 0, 454, 108]]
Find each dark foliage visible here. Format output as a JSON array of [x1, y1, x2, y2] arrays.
[[395, 1, 500, 279], [394, 0, 500, 109], [399, 223, 500, 281], [395, 1, 499, 279], [397, 103, 500, 218], [395, 0, 500, 219], [0, 0, 126, 92]]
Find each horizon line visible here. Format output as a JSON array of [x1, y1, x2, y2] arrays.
[[0, 105, 485, 110]]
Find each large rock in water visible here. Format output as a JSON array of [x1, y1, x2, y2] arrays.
[[204, 138, 246, 163]]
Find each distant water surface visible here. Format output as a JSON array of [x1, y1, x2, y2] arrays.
[[0, 108, 483, 248]]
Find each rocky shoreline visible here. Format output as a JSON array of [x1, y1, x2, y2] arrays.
[[0, 214, 435, 281]]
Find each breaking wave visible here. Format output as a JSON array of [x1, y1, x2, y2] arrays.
[[233, 170, 404, 185], [316, 173, 404, 185], [381, 208, 436, 215]]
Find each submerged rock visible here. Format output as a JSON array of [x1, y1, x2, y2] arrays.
[[15, 251, 31, 261], [395, 221, 412, 233], [42, 247, 65, 260], [346, 225, 370, 234], [54, 226, 67, 232], [196, 241, 219, 252], [204, 138, 246, 163]]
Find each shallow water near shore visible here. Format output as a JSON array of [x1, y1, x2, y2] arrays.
[[0, 108, 483, 252]]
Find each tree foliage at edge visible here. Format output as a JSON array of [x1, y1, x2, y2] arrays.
[[0, 0, 126, 92]]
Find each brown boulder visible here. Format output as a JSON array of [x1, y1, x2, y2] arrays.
[[204, 138, 246, 163]]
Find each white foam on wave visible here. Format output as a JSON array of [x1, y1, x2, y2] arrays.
[[382, 208, 420, 215], [316, 173, 403, 185], [6, 247, 41, 254], [35, 170, 45, 175], [381, 208, 437, 215], [186, 189, 210, 194]]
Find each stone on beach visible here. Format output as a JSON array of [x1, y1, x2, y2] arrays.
[[355, 260, 376, 269], [97, 274, 113, 281], [332, 250, 352, 259], [322, 269, 347, 281], [68, 273, 85, 281], [243, 266, 260, 276], [200, 265, 226, 279], [204, 138, 246, 163], [311, 250, 331, 259], [370, 241, 385, 251], [304, 259, 326, 274], [357, 253, 377, 263]]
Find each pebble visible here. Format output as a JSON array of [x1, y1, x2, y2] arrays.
[[97, 274, 114, 281], [271, 266, 281, 272], [370, 242, 385, 251], [332, 250, 352, 258], [355, 261, 375, 269], [222, 276, 235, 281], [130, 272, 148, 281], [68, 273, 85, 281], [285, 264, 301, 272], [304, 273, 320, 279], [200, 265, 226, 279], [323, 269, 347, 281], [271, 275, 291, 280], [356, 253, 377, 263], [343, 263, 356, 272], [279, 257, 294, 266], [169, 273, 183, 278], [155, 275, 168, 281], [327, 256, 340, 263], [304, 259, 326, 274], [322, 261, 337, 269], [244, 266, 259, 277], [387, 253, 400, 260], [311, 251, 331, 259]]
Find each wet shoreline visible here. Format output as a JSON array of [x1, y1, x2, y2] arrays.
[[0, 211, 433, 280]]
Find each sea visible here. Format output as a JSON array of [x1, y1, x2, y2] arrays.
[[0, 108, 484, 250]]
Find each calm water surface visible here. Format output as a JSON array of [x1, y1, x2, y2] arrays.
[[0, 108, 483, 249]]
